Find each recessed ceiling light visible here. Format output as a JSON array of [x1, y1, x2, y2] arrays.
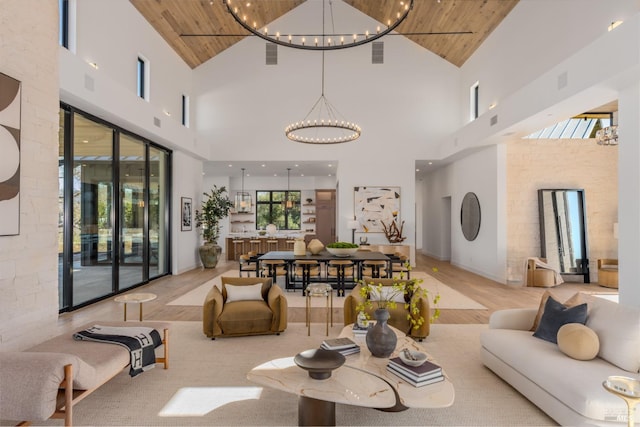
[[416, 168, 420, 172], [428, 161, 433, 165], [328, 164, 333, 167], [295, 164, 299, 167], [261, 164, 266, 167], [228, 164, 233, 167], [301, 174, 305, 177]]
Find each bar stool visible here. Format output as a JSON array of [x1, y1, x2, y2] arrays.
[[305, 283, 333, 336], [249, 239, 262, 254], [285, 240, 295, 251], [266, 239, 279, 252], [328, 260, 354, 297], [362, 260, 387, 279], [294, 260, 320, 295], [232, 239, 245, 261], [261, 259, 287, 284]]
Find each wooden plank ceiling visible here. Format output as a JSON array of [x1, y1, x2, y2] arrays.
[[131, 0, 518, 69]]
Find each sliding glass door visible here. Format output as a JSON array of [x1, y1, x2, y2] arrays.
[[58, 104, 171, 311]]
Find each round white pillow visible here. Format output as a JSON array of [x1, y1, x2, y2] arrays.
[[557, 323, 600, 361]]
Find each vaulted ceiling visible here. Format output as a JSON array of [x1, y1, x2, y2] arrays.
[[130, 0, 519, 69]]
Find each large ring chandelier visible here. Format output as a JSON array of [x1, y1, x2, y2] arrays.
[[223, 0, 414, 51]]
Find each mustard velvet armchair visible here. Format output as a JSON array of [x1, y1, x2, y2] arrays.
[[526, 258, 557, 287], [203, 276, 288, 339], [597, 258, 618, 289], [343, 277, 430, 341]]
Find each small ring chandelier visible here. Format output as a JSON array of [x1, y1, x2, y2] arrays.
[[223, 0, 414, 51]]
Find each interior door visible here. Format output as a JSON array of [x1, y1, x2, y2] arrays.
[[315, 189, 336, 244]]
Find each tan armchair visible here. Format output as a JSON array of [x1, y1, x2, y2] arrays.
[[526, 258, 558, 287], [343, 277, 430, 341], [597, 258, 618, 289], [203, 276, 287, 339]]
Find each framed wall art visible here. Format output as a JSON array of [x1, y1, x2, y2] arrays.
[[0, 72, 22, 236], [354, 186, 400, 233], [181, 197, 192, 231]]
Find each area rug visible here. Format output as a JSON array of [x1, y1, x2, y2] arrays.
[[35, 322, 555, 426], [167, 270, 487, 310]]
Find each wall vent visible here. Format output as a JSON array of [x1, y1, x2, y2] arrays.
[[266, 43, 277, 65], [557, 71, 568, 89], [84, 75, 94, 91], [372, 42, 384, 64], [153, 117, 161, 128], [490, 115, 498, 126]]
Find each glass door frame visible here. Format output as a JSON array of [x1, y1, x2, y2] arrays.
[[59, 103, 172, 312]]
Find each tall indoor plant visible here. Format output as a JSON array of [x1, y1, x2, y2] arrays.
[[194, 185, 233, 268]]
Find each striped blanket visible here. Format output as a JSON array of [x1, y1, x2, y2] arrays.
[[73, 325, 162, 377]]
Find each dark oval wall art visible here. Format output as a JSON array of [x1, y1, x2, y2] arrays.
[[461, 192, 481, 241]]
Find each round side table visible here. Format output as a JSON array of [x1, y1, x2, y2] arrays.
[[114, 292, 157, 321], [602, 375, 640, 427]]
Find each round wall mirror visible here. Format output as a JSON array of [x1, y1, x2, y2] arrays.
[[461, 192, 481, 241]]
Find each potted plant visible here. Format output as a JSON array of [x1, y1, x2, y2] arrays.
[[194, 185, 233, 268], [356, 266, 440, 357]]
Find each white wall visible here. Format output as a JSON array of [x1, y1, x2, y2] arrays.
[[0, 0, 60, 351], [422, 145, 507, 282], [459, 0, 640, 126], [172, 152, 204, 274]]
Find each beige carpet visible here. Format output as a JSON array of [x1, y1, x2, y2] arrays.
[[32, 322, 555, 426], [167, 270, 486, 310]]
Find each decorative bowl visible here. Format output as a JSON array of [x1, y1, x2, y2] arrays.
[[326, 247, 359, 257], [294, 348, 345, 380], [399, 349, 428, 367]]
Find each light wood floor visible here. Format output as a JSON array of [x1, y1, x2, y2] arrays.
[[57, 253, 615, 330]]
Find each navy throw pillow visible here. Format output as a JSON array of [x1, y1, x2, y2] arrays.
[[533, 296, 588, 344]]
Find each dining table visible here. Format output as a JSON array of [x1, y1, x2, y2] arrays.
[[258, 250, 390, 292]]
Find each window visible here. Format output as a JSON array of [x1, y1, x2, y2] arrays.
[[181, 94, 189, 127], [59, 0, 69, 48], [470, 81, 479, 121], [137, 56, 149, 100], [256, 191, 301, 230]]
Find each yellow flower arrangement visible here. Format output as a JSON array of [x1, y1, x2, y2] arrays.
[[356, 263, 440, 331]]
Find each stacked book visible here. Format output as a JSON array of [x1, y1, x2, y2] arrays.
[[386, 357, 444, 387], [352, 323, 370, 336], [320, 337, 360, 356]]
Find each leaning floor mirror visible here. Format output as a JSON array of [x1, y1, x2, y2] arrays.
[[538, 189, 590, 283]]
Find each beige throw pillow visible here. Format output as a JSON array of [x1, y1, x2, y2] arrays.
[[530, 291, 588, 332], [225, 283, 263, 303], [557, 323, 600, 360]]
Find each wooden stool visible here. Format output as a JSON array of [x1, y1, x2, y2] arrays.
[[285, 240, 295, 251], [249, 239, 262, 253], [266, 240, 279, 252], [232, 239, 245, 261], [328, 260, 353, 297], [294, 260, 320, 295]]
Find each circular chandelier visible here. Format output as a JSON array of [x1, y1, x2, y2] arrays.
[[223, 0, 414, 51]]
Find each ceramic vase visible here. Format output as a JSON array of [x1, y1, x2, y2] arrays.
[[365, 308, 397, 358], [198, 242, 221, 268]]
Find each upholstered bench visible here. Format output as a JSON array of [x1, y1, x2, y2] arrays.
[[0, 321, 169, 427]]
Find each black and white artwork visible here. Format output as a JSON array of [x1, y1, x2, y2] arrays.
[[354, 186, 400, 233], [0, 72, 21, 236], [181, 197, 192, 231]]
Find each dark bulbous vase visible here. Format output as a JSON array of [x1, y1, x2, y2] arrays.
[[198, 242, 222, 268], [365, 308, 398, 358]]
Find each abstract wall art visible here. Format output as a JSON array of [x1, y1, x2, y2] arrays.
[[0, 72, 21, 236], [353, 186, 400, 233]]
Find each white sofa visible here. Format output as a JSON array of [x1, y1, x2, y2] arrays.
[[481, 294, 640, 427]]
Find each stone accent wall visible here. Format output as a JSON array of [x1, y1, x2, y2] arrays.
[[506, 138, 618, 284], [0, 0, 60, 350]]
